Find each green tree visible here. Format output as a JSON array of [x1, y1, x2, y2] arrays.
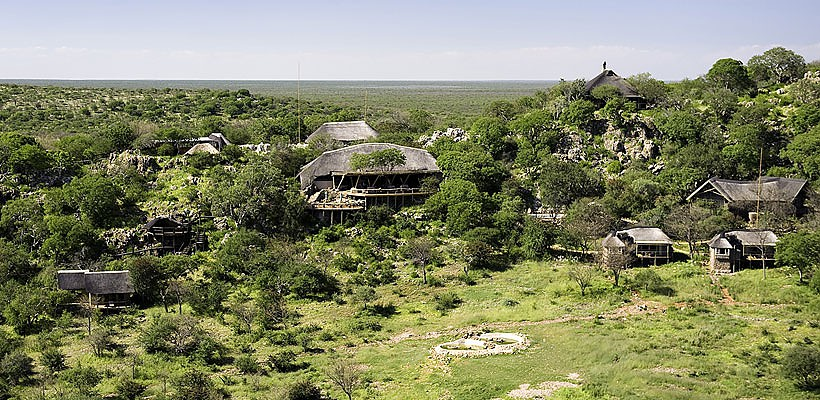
[[705, 58, 755, 95], [425, 179, 485, 234], [782, 344, 820, 390], [748, 46, 807, 86], [627, 73, 669, 107], [656, 109, 705, 146], [0, 197, 48, 251], [435, 147, 507, 193], [539, 156, 603, 209], [470, 116, 510, 159], [520, 217, 558, 260], [0, 240, 36, 283], [783, 125, 820, 181], [0, 351, 34, 385], [63, 173, 125, 228], [776, 230, 820, 283], [349, 148, 406, 171], [560, 99, 597, 127], [207, 158, 306, 237]]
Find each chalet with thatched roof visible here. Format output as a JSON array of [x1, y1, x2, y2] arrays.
[[298, 143, 440, 223], [306, 121, 379, 145], [58, 270, 134, 307], [708, 230, 777, 273], [687, 177, 808, 220], [143, 216, 207, 255], [602, 227, 673, 266], [184, 142, 221, 156], [585, 68, 644, 106]]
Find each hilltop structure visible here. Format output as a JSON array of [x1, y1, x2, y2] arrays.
[[306, 121, 379, 145], [585, 68, 644, 107], [298, 143, 440, 223]]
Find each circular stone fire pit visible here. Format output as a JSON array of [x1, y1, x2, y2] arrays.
[[433, 332, 529, 357]]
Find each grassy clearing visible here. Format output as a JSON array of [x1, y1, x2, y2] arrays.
[[14, 260, 820, 399]]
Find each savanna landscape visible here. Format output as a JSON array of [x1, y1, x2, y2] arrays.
[[1, 45, 820, 400]]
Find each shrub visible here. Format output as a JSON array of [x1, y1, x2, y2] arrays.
[[0, 351, 34, 384], [62, 365, 102, 395], [782, 344, 820, 389], [434, 292, 462, 313], [235, 354, 260, 375], [172, 369, 225, 400], [40, 347, 67, 374], [284, 380, 323, 400], [115, 376, 147, 400], [267, 350, 301, 373]]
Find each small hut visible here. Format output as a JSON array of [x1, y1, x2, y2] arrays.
[[708, 230, 777, 273], [306, 121, 379, 145], [585, 68, 644, 108], [602, 227, 673, 266], [57, 270, 134, 307]]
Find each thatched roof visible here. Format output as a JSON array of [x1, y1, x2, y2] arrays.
[[57, 270, 134, 294], [602, 232, 626, 248], [710, 230, 777, 248], [184, 143, 220, 155], [84, 271, 134, 294], [297, 143, 439, 189], [687, 177, 807, 203], [708, 234, 734, 249], [584, 69, 641, 98], [144, 216, 186, 230], [306, 121, 379, 143], [620, 227, 673, 244], [57, 270, 89, 290]]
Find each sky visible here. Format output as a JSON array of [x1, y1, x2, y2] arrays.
[[1, 0, 819, 81]]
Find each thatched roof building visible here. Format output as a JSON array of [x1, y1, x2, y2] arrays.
[[708, 230, 778, 272], [585, 69, 642, 100], [184, 143, 221, 155], [297, 143, 439, 190], [687, 176, 807, 204], [306, 121, 379, 144], [602, 227, 673, 266], [57, 270, 134, 295]]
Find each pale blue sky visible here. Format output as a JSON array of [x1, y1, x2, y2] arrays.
[[1, 0, 818, 80]]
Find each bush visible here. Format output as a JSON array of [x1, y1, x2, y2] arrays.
[[434, 292, 462, 313], [267, 350, 301, 373], [0, 351, 34, 384], [235, 354, 260, 375], [284, 380, 323, 400], [40, 347, 67, 374], [782, 344, 820, 389], [115, 376, 147, 400], [62, 365, 102, 395], [172, 369, 225, 400]]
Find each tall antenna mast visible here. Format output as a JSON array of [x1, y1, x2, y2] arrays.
[[756, 147, 763, 228], [297, 62, 301, 143]]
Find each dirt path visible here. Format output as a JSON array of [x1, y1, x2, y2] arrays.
[[705, 263, 736, 304]]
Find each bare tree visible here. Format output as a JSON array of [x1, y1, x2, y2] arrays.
[[326, 358, 364, 400], [403, 236, 436, 284], [567, 264, 598, 296], [563, 199, 615, 254], [601, 245, 635, 286], [665, 201, 718, 257]]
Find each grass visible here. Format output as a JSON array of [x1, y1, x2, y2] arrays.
[[14, 260, 820, 399]]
